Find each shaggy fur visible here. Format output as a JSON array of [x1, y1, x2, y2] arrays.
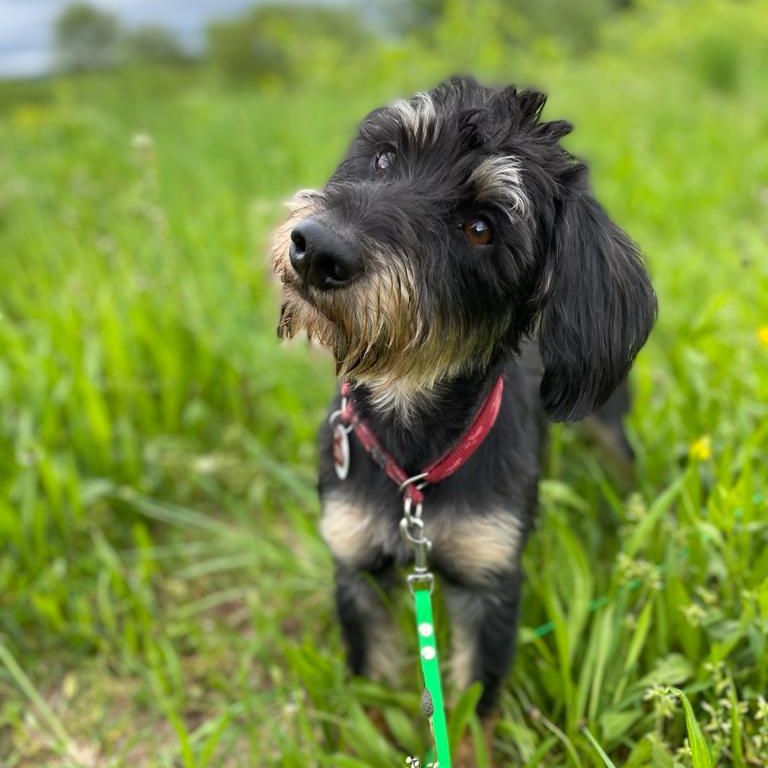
[[273, 77, 656, 718]]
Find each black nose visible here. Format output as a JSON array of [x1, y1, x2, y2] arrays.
[[289, 218, 362, 290]]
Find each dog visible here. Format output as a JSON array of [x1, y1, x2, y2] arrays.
[[272, 76, 656, 751]]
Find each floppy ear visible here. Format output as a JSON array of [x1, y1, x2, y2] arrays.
[[538, 191, 657, 421]]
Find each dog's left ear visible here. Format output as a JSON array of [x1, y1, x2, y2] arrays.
[[537, 189, 657, 421]]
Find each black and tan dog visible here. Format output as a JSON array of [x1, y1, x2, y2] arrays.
[[273, 76, 656, 743]]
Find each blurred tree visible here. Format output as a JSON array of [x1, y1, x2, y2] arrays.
[[387, 0, 449, 36], [381, 0, 631, 52], [54, 3, 120, 72], [512, 0, 614, 53], [206, 5, 369, 84], [124, 26, 190, 67], [207, 11, 287, 83]]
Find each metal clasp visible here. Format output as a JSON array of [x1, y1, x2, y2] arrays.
[[400, 496, 434, 593]]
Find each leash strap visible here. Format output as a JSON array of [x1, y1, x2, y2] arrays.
[[402, 499, 450, 767], [413, 584, 451, 767]]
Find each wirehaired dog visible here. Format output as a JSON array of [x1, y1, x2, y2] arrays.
[[272, 77, 656, 731]]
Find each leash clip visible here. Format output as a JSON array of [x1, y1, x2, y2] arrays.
[[400, 496, 433, 592]]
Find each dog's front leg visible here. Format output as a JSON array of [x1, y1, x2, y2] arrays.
[[446, 571, 523, 709], [333, 562, 402, 685], [443, 574, 523, 767]]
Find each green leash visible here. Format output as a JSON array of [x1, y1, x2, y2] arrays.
[[401, 495, 451, 767], [413, 584, 451, 767]]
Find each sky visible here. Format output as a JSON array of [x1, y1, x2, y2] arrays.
[[0, 0, 291, 77]]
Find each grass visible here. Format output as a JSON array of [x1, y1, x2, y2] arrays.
[[1, 1, 767, 766]]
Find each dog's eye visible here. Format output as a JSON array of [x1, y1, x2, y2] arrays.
[[462, 216, 493, 246], [374, 150, 394, 172]]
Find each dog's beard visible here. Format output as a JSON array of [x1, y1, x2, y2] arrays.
[[272, 189, 337, 347], [272, 192, 500, 389], [276, 254, 423, 384]]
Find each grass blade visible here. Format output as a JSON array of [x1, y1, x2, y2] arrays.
[[0, 642, 73, 753], [581, 725, 617, 768], [670, 688, 713, 768]]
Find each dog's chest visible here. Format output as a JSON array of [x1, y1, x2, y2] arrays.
[[320, 493, 524, 581]]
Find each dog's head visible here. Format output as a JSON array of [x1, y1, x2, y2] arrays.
[[273, 77, 656, 420]]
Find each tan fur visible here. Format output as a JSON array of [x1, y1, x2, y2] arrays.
[[366, 619, 403, 685], [469, 155, 529, 219], [364, 376, 440, 425], [430, 510, 522, 582], [271, 189, 339, 348], [272, 187, 512, 396], [322, 497, 522, 580], [445, 588, 481, 696], [319, 496, 402, 683], [391, 92, 438, 146], [449, 620, 477, 691], [319, 496, 388, 566], [275, 215, 481, 389]]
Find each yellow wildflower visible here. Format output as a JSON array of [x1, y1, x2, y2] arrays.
[[758, 326, 768, 346], [689, 436, 712, 462]]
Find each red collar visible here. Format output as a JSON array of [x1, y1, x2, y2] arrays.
[[337, 375, 504, 505]]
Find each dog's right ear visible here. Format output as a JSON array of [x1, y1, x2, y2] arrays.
[[536, 188, 657, 422]]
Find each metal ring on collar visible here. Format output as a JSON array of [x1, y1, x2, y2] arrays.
[[328, 409, 353, 433], [399, 472, 429, 495]]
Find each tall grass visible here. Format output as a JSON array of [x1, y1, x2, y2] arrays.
[[1, 1, 767, 765]]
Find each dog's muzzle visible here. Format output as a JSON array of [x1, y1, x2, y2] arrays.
[[289, 217, 362, 291]]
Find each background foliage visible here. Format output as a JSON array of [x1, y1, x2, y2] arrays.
[[1, 0, 767, 766]]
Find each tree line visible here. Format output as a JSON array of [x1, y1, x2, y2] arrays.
[[54, 1, 634, 83]]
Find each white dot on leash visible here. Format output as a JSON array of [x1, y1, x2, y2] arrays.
[[418, 623, 433, 638], [421, 646, 436, 660]]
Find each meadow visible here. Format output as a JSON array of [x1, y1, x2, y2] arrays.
[[1, 1, 767, 766]]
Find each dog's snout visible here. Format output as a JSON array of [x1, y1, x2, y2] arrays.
[[289, 218, 361, 290]]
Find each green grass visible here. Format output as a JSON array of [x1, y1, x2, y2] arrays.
[[1, 2, 768, 766]]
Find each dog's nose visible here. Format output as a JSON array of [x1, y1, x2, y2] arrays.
[[289, 218, 362, 290]]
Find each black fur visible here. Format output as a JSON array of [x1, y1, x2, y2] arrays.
[[317, 350, 545, 717], [275, 76, 657, 717], [538, 191, 657, 420]]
